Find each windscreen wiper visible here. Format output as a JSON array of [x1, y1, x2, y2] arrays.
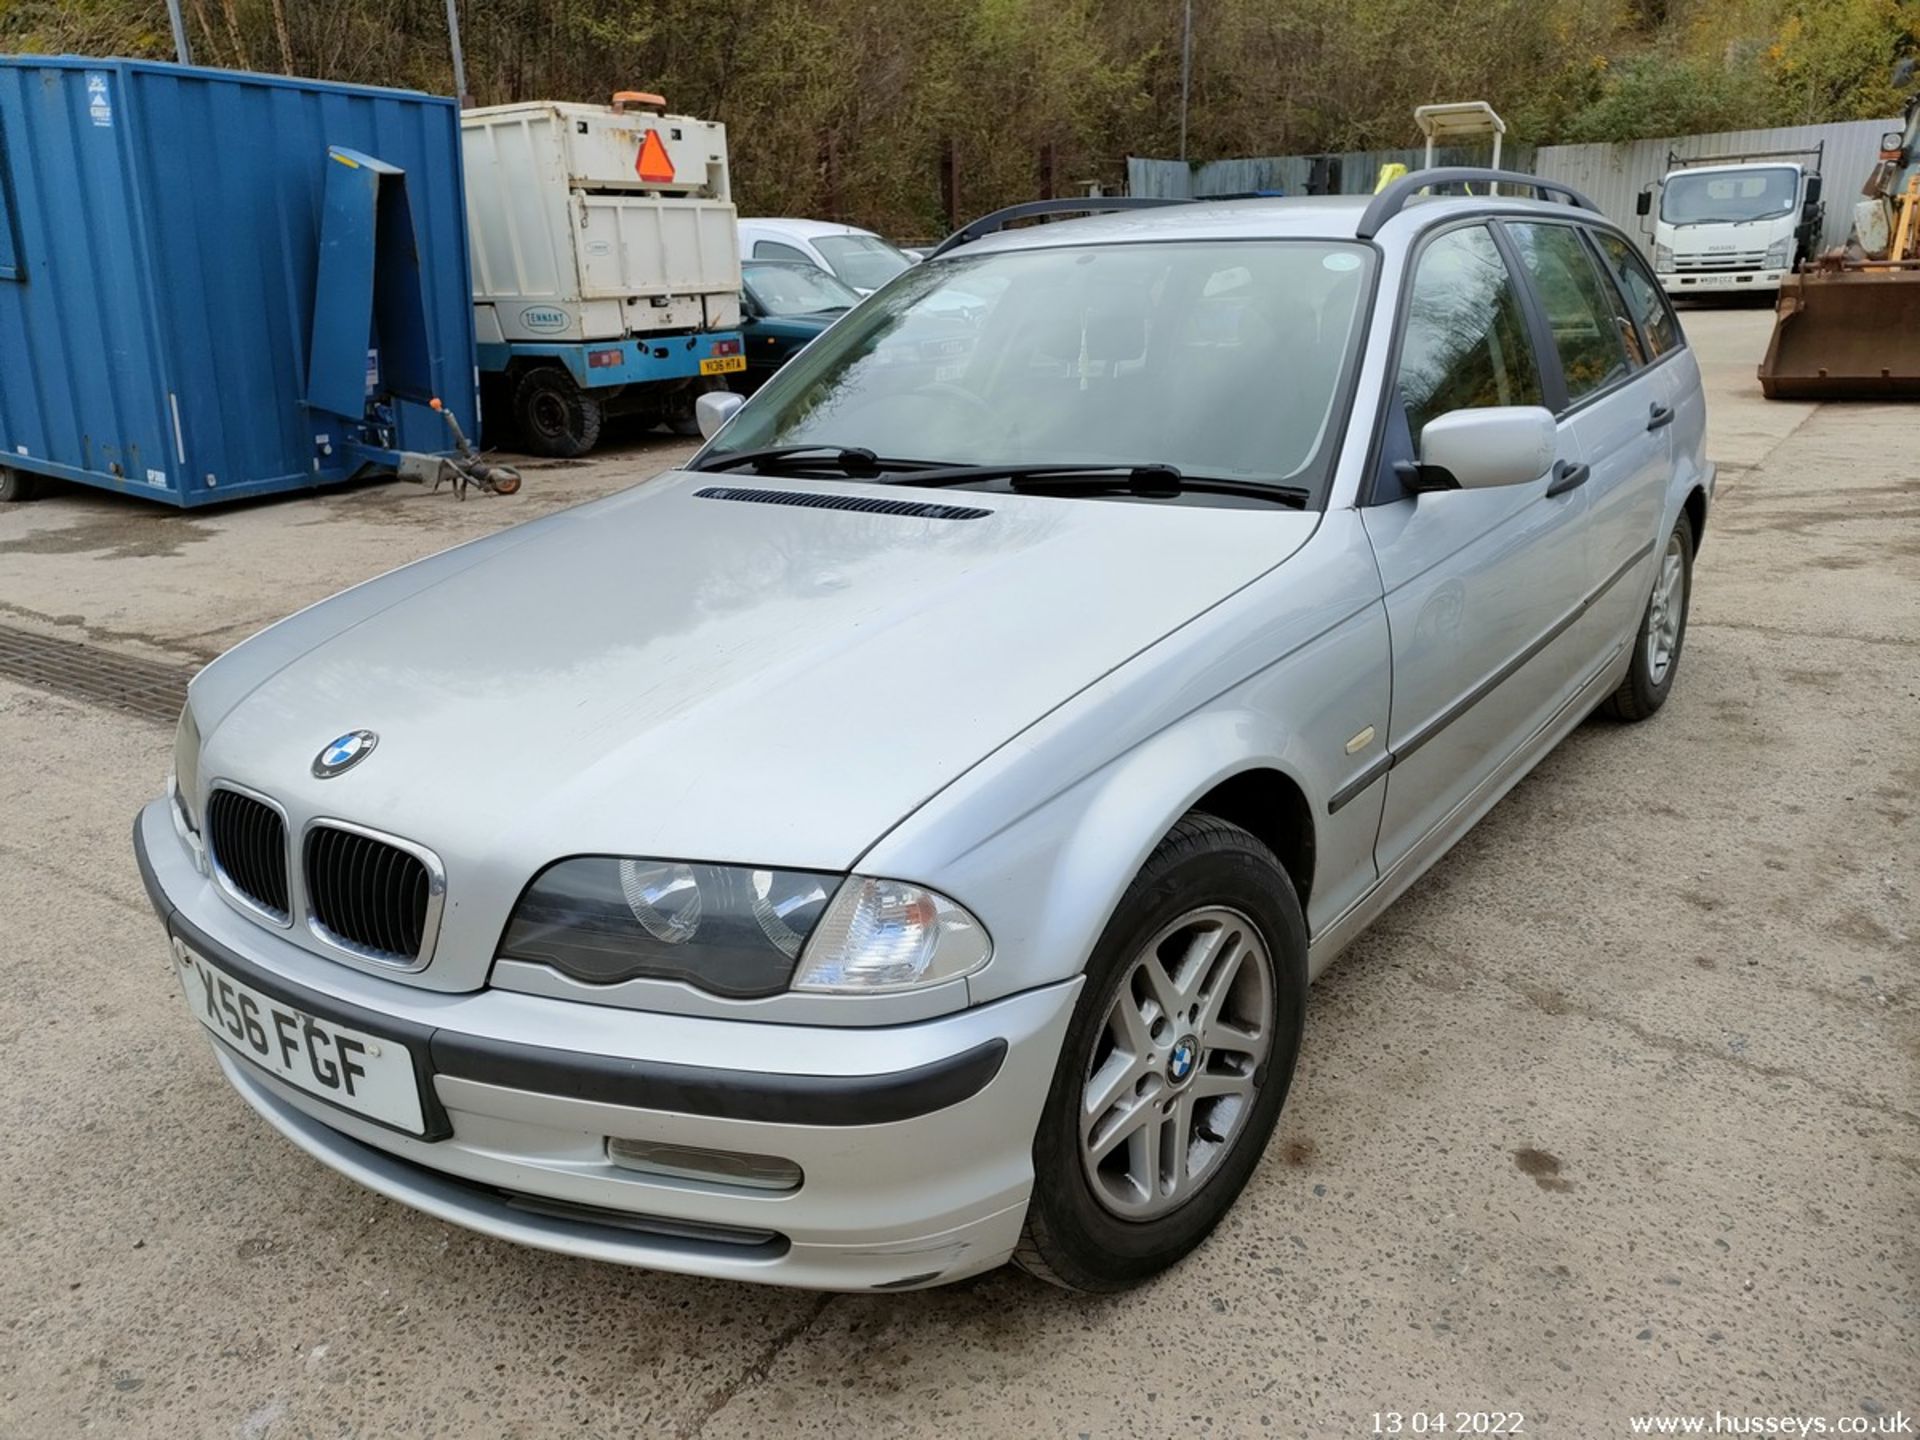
[[689, 445, 935, 477], [887, 461, 1310, 508]]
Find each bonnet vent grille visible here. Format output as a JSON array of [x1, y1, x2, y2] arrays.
[[694, 486, 991, 522]]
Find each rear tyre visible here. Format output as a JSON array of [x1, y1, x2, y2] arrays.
[[512, 367, 603, 458], [1014, 813, 1307, 1292], [0, 466, 42, 503], [1601, 511, 1694, 722]]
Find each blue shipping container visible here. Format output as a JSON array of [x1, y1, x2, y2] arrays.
[[0, 57, 476, 506]]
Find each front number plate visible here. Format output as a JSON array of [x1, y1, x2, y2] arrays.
[[174, 939, 427, 1135], [700, 355, 746, 375]]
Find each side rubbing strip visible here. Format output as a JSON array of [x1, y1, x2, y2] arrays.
[[1328, 754, 1392, 814], [1332, 537, 1656, 812]]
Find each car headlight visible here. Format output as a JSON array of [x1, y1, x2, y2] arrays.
[[500, 858, 837, 997], [1653, 242, 1675, 272], [1764, 237, 1791, 269], [498, 860, 990, 998], [792, 876, 992, 993]]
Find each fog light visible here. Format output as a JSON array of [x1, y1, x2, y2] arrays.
[[606, 1137, 802, 1192]]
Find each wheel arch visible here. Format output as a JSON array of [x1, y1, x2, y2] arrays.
[[507, 354, 588, 388], [883, 709, 1328, 1010], [1188, 768, 1315, 913], [1050, 750, 1322, 996], [1682, 483, 1707, 554]]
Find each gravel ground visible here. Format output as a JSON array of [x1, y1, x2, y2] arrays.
[[0, 308, 1913, 1438]]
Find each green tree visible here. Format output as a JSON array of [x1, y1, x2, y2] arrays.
[[1762, 0, 1919, 124], [1, 0, 1912, 226], [1561, 52, 1773, 142]]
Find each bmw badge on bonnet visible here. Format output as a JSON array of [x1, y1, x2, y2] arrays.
[[312, 730, 378, 779]]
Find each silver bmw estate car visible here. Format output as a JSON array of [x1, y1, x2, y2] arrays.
[[137, 172, 1711, 1293]]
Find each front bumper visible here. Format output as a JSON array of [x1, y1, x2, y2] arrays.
[[136, 801, 1079, 1290], [1659, 269, 1785, 294]]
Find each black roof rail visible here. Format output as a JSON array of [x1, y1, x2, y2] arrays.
[[930, 197, 1190, 258], [1355, 168, 1601, 239]]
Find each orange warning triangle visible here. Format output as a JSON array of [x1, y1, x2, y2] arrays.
[[635, 129, 675, 184]]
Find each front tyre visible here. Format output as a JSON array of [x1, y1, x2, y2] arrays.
[[1015, 814, 1307, 1292], [0, 466, 42, 502], [1602, 511, 1694, 722]]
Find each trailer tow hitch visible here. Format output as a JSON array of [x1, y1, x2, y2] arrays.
[[348, 401, 524, 500], [423, 398, 522, 498]]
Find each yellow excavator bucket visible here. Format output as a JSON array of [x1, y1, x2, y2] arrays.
[[1758, 261, 1920, 399]]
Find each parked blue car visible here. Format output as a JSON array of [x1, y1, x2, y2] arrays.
[[736, 261, 860, 391]]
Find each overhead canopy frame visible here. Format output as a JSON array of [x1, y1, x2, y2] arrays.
[[1414, 101, 1508, 176]]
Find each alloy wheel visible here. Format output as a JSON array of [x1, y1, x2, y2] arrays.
[[1078, 906, 1275, 1220], [1646, 531, 1687, 685]]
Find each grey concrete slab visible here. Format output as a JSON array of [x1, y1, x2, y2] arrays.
[[0, 433, 700, 666], [1678, 300, 1820, 472]]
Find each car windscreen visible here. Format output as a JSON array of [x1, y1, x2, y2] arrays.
[[1660, 168, 1799, 226], [744, 263, 860, 316], [813, 234, 914, 290], [702, 240, 1376, 496]]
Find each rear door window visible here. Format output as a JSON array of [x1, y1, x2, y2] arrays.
[[1396, 224, 1544, 443], [1591, 231, 1680, 359], [1505, 222, 1635, 403], [752, 239, 812, 265]]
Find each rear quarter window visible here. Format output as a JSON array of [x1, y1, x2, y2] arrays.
[[1592, 231, 1680, 359], [752, 239, 812, 265]]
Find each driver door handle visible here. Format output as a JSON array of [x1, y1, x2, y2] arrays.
[[1647, 402, 1675, 431], [1545, 460, 1590, 498]]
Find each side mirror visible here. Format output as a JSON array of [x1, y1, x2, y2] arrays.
[[1803, 174, 1823, 209], [1635, 190, 1652, 217], [1417, 406, 1556, 491], [695, 390, 745, 440]]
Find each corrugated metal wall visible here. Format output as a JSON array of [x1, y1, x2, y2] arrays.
[[1132, 118, 1895, 255], [1130, 144, 1533, 200], [1532, 118, 1901, 256]]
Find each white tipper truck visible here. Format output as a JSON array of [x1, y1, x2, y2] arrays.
[[461, 92, 746, 456], [1636, 148, 1826, 298]]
